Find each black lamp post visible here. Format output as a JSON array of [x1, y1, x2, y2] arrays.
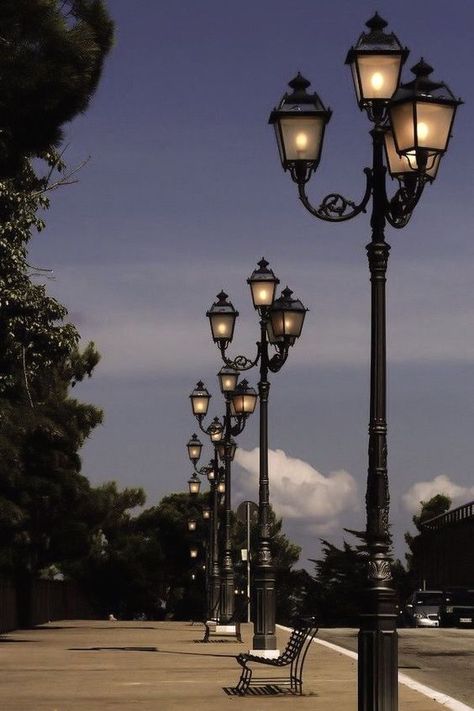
[[186, 435, 222, 619], [269, 13, 461, 709], [207, 259, 307, 654], [189, 374, 254, 623]]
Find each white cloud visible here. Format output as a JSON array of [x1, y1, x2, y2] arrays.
[[234, 447, 358, 530], [402, 474, 474, 513]]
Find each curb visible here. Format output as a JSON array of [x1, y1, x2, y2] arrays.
[[276, 625, 474, 711]]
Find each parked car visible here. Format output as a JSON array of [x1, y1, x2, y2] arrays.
[[440, 588, 474, 628], [403, 590, 443, 627]]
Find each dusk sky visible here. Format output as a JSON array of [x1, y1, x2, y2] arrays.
[[29, 0, 474, 565]]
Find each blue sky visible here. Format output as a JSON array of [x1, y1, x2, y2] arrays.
[[29, 0, 474, 564]]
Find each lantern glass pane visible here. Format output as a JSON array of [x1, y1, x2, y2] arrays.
[[351, 62, 362, 103], [189, 479, 200, 495], [385, 131, 441, 179], [274, 123, 286, 167], [356, 55, 401, 101], [210, 313, 235, 341], [243, 394, 257, 413], [191, 395, 209, 416], [187, 444, 201, 460], [219, 371, 238, 393], [284, 311, 305, 338], [385, 130, 410, 174], [217, 481, 225, 493], [415, 102, 454, 152], [390, 102, 415, 152], [279, 116, 324, 161], [270, 311, 285, 338], [250, 279, 276, 308]]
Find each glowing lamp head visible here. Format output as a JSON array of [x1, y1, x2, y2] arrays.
[[389, 58, 462, 171], [188, 476, 201, 496], [345, 13, 408, 109], [206, 291, 238, 345], [269, 287, 308, 341], [269, 72, 331, 184], [186, 433, 203, 463], [217, 366, 239, 394], [231, 379, 258, 417], [247, 258, 280, 310], [190, 381, 211, 417]]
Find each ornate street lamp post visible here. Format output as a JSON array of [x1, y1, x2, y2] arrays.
[[269, 13, 461, 709], [189, 374, 254, 623], [207, 259, 307, 654]]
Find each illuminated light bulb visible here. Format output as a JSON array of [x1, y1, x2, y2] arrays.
[[258, 289, 268, 300], [295, 132, 308, 151], [371, 72, 384, 91], [417, 122, 429, 140], [217, 323, 227, 334], [196, 402, 204, 411], [224, 378, 232, 388]]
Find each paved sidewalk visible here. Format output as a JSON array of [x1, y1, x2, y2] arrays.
[[0, 620, 455, 710]]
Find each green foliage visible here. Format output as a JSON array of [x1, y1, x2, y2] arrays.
[[308, 532, 411, 625], [309, 539, 367, 625]]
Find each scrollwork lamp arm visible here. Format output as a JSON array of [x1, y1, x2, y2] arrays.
[[385, 177, 427, 229], [218, 342, 261, 371], [267, 343, 290, 373], [297, 167, 373, 223]]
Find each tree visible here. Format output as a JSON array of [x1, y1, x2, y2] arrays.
[[0, 5, 114, 623], [404, 494, 451, 588], [0, 0, 114, 174]]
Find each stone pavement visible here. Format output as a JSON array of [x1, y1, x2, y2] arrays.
[[0, 620, 453, 710]]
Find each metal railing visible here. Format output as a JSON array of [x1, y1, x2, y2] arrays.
[[421, 500, 474, 532]]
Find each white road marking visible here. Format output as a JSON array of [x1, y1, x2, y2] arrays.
[[277, 625, 474, 711]]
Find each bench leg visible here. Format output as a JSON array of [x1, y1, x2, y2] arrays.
[[235, 662, 252, 694], [202, 624, 210, 643]]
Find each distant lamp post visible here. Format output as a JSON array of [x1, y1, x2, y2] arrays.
[[208, 258, 307, 655], [202, 505, 211, 520], [188, 518, 197, 532], [217, 479, 226, 494], [190, 547, 198, 559], [269, 11, 461, 709], [190, 374, 254, 624]]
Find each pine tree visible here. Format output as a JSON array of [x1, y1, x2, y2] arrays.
[[0, 0, 114, 174]]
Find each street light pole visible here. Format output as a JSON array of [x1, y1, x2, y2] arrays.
[[189, 376, 253, 624], [209, 452, 221, 617], [269, 13, 461, 710], [207, 261, 307, 654]]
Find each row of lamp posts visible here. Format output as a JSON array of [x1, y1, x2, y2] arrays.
[[181, 12, 459, 710], [186, 259, 307, 651]]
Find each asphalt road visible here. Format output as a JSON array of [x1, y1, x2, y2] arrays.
[[318, 627, 474, 707]]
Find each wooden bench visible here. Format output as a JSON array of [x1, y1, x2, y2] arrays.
[[234, 616, 318, 695], [203, 596, 248, 643]]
